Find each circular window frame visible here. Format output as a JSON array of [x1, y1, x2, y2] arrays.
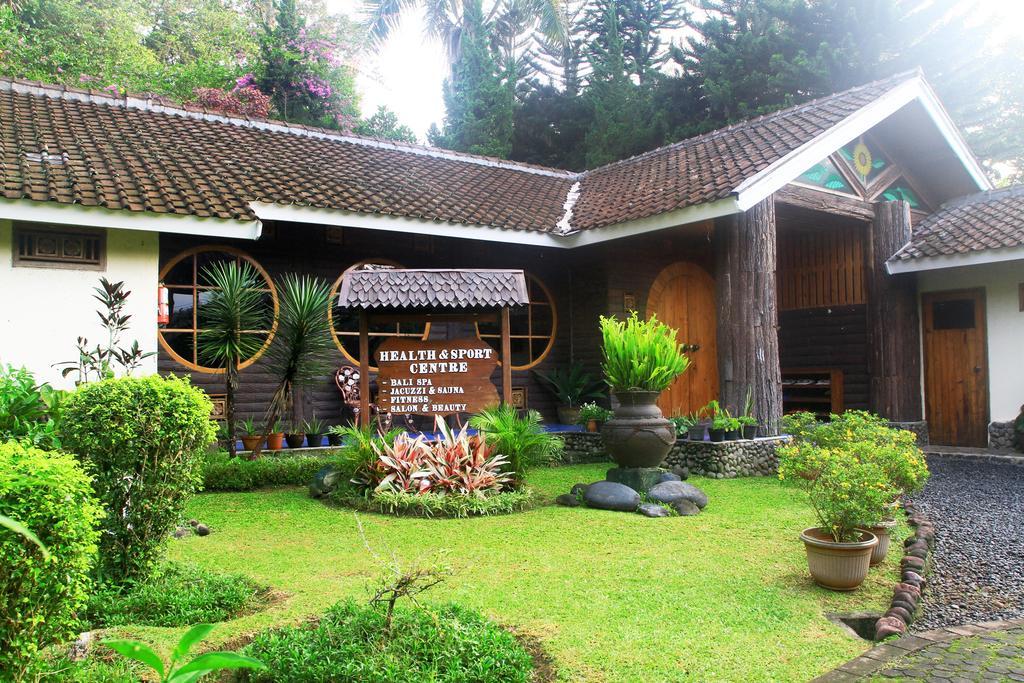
[[158, 245, 279, 374], [329, 259, 431, 371], [475, 273, 557, 370]]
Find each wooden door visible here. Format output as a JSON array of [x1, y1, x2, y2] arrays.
[[646, 262, 718, 416], [922, 289, 988, 447]]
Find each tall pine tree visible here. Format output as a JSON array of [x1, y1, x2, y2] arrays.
[[429, 0, 514, 158]]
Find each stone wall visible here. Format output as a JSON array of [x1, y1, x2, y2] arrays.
[[889, 421, 929, 447], [989, 421, 1020, 451], [556, 432, 790, 477]]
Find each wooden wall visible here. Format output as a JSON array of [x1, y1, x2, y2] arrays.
[[778, 305, 870, 410], [158, 222, 576, 425]]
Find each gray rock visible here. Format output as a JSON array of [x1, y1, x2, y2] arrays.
[[188, 519, 199, 528], [570, 483, 589, 496], [172, 526, 191, 539], [647, 480, 708, 509], [672, 499, 701, 516], [556, 493, 581, 507], [657, 471, 681, 484], [670, 466, 689, 480], [583, 481, 640, 512], [194, 523, 210, 537], [637, 502, 670, 518], [309, 465, 341, 498]]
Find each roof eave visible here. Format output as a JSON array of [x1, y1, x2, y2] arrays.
[[886, 245, 1024, 274], [0, 198, 262, 239]]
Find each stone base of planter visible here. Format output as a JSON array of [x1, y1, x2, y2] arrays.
[[555, 432, 790, 477], [988, 420, 1020, 451], [888, 420, 930, 446], [605, 467, 663, 493]]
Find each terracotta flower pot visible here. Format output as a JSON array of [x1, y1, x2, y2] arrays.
[[587, 419, 599, 433], [266, 432, 285, 450], [868, 520, 896, 566], [600, 390, 676, 468], [800, 527, 878, 591], [240, 435, 264, 452]]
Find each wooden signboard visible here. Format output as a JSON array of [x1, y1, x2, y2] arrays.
[[375, 337, 499, 415]]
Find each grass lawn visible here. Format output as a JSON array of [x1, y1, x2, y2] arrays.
[[148, 464, 903, 681]]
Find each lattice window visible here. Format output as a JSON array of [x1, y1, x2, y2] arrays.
[[476, 274, 556, 370], [796, 157, 857, 195], [879, 178, 925, 210], [839, 137, 890, 186], [13, 225, 105, 269]]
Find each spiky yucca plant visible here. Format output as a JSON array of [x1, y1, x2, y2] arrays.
[[599, 312, 690, 393]]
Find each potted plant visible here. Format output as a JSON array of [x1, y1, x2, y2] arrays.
[[739, 389, 759, 439], [284, 423, 306, 449], [577, 402, 612, 432], [706, 401, 729, 442], [599, 312, 690, 468], [302, 415, 326, 448], [686, 410, 708, 441], [265, 420, 285, 451], [780, 444, 895, 591], [724, 416, 741, 441], [239, 418, 264, 452], [327, 424, 345, 447], [670, 415, 694, 440], [535, 364, 604, 425]]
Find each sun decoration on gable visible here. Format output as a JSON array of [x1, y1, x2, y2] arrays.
[[852, 140, 873, 180]]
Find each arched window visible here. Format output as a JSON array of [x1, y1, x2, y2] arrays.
[[476, 273, 556, 370], [158, 246, 277, 373], [329, 260, 430, 371]]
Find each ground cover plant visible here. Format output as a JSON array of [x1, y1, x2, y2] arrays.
[[87, 561, 271, 628], [157, 463, 907, 681], [204, 450, 338, 492], [241, 600, 532, 682]]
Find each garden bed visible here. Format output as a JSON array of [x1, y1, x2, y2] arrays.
[[162, 463, 905, 681]]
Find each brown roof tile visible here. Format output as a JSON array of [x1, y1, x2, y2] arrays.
[[0, 73, 919, 235], [890, 185, 1024, 261], [338, 267, 529, 309]]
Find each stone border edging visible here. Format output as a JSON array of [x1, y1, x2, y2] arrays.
[[872, 502, 935, 640], [925, 449, 1024, 467], [813, 617, 1024, 682]]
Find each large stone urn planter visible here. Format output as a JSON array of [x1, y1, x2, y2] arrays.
[[601, 390, 676, 468], [800, 527, 878, 591]]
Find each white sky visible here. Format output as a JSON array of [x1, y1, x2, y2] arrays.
[[328, 0, 1024, 142]]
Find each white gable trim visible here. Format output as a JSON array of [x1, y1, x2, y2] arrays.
[[734, 77, 991, 212], [887, 245, 1024, 274], [249, 198, 739, 249], [0, 199, 262, 240]]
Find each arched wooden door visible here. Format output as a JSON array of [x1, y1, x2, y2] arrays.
[[646, 262, 718, 416]]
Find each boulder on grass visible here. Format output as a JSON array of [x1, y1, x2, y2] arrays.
[[648, 481, 708, 509], [556, 493, 581, 507], [194, 523, 210, 536], [583, 481, 641, 512], [657, 471, 682, 484], [637, 502, 670, 518], [309, 465, 342, 498], [672, 499, 701, 516]]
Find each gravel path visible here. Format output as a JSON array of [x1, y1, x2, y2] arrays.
[[909, 456, 1024, 630]]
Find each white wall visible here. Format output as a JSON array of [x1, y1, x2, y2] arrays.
[[918, 260, 1024, 422], [0, 220, 159, 389]]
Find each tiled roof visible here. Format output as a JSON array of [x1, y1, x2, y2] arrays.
[[890, 185, 1024, 261], [337, 267, 529, 309], [1, 72, 919, 235]]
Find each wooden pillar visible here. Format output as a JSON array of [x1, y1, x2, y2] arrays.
[[715, 197, 783, 435], [500, 306, 512, 405], [358, 309, 370, 427], [869, 200, 922, 421]]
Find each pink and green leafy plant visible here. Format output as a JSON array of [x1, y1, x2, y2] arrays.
[[370, 416, 512, 496]]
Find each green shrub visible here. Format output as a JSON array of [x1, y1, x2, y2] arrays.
[[328, 423, 404, 485], [242, 599, 532, 682], [600, 311, 690, 392], [576, 402, 612, 424], [60, 375, 217, 582], [0, 364, 64, 450], [203, 450, 335, 491], [0, 442, 103, 681], [469, 405, 562, 482], [34, 652, 139, 682], [779, 410, 929, 497], [87, 561, 270, 627], [779, 445, 897, 542], [338, 488, 536, 518]]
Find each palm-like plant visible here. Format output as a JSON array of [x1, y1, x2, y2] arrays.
[[199, 261, 270, 458], [470, 404, 561, 483], [253, 274, 334, 457], [363, 0, 565, 76]]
